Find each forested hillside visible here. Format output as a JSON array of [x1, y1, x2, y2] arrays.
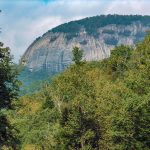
[[7, 33, 150, 149], [51, 15, 150, 35]]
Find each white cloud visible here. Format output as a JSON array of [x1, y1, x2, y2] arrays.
[[0, 0, 150, 62], [106, 0, 150, 15]]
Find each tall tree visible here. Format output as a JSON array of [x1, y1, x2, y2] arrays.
[[72, 46, 83, 65], [0, 42, 19, 149]]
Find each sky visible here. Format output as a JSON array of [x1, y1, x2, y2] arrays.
[[0, 0, 150, 63]]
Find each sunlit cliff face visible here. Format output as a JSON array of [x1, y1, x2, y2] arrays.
[[22, 18, 149, 74]]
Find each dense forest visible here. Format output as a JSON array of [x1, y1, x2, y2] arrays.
[[51, 15, 150, 35], [1, 33, 149, 149]]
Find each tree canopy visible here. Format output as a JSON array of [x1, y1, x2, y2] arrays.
[[8, 33, 150, 150], [51, 15, 150, 35], [0, 42, 20, 149]]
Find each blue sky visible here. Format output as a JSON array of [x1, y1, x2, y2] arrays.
[[0, 0, 150, 62]]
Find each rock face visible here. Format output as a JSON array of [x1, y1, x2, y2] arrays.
[[22, 15, 150, 75]]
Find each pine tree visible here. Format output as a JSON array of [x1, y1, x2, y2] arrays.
[[72, 46, 83, 65]]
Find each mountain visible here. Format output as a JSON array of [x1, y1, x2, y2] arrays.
[[21, 15, 150, 82]]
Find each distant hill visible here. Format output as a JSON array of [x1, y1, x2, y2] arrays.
[[20, 15, 150, 85]]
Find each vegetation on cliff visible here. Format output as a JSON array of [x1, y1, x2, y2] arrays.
[[51, 15, 150, 36]]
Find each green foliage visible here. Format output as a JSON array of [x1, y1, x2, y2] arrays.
[[102, 29, 115, 34], [10, 34, 150, 149], [51, 15, 150, 37], [102, 45, 133, 79], [65, 33, 78, 41], [0, 42, 20, 149], [72, 47, 83, 65]]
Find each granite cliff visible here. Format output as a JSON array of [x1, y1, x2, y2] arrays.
[[21, 15, 150, 76]]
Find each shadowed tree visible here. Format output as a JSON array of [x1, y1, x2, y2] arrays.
[[0, 42, 20, 149]]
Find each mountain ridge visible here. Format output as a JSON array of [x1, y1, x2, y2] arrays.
[[21, 15, 150, 81]]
